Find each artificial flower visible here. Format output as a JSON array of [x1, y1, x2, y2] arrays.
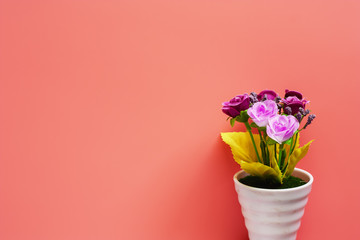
[[247, 100, 278, 127], [222, 94, 250, 118]]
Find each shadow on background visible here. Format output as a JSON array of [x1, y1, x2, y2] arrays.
[[165, 135, 249, 240]]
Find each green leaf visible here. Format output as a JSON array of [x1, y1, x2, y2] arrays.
[[283, 138, 292, 145], [235, 110, 249, 123], [250, 122, 267, 131], [267, 138, 278, 145], [230, 118, 236, 127], [250, 122, 266, 132], [258, 127, 267, 131]]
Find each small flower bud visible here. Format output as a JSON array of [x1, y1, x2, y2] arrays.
[[284, 106, 292, 115], [261, 94, 268, 101], [295, 112, 302, 122], [305, 109, 310, 115], [275, 96, 281, 103], [249, 95, 258, 104], [298, 107, 306, 115], [303, 114, 316, 129], [308, 114, 316, 121]]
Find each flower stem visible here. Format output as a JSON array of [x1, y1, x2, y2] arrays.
[[245, 122, 262, 164], [278, 144, 284, 168], [282, 134, 297, 175], [274, 144, 277, 164], [257, 129, 266, 165], [264, 132, 270, 166], [258, 129, 271, 166], [290, 132, 298, 155]]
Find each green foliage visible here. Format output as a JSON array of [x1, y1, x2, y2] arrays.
[[250, 122, 266, 131], [230, 118, 236, 127], [235, 110, 249, 123], [283, 138, 292, 145], [267, 138, 277, 145]]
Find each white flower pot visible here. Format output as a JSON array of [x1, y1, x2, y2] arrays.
[[233, 168, 313, 240]]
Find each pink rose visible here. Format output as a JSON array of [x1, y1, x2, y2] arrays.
[[247, 100, 278, 127], [266, 115, 299, 144]]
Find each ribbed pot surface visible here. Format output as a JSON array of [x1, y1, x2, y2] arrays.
[[233, 168, 313, 240]]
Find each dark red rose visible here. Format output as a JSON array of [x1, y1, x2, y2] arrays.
[[222, 94, 250, 118]]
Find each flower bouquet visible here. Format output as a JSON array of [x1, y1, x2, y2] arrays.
[[221, 90, 315, 240]]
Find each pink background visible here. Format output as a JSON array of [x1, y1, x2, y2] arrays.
[[1, 0, 360, 239]]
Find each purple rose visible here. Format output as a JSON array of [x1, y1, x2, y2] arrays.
[[283, 89, 310, 115], [266, 115, 299, 144], [247, 100, 278, 127], [257, 90, 278, 101], [222, 94, 250, 118], [282, 96, 309, 115], [285, 89, 303, 99]]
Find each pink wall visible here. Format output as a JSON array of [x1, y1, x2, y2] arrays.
[[1, 0, 359, 239]]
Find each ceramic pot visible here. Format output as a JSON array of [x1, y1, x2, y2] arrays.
[[233, 168, 313, 240]]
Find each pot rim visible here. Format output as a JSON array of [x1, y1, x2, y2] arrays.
[[233, 167, 314, 192]]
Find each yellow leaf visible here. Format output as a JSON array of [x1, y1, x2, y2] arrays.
[[285, 140, 314, 177], [240, 161, 282, 183], [221, 131, 312, 182], [220, 132, 261, 164]]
